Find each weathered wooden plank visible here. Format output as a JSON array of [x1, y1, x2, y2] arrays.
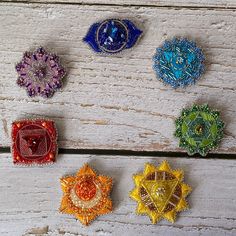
[[3, 0, 236, 9], [0, 153, 236, 236], [0, 3, 235, 153]]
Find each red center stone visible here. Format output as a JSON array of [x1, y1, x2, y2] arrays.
[[23, 136, 43, 154], [17, 125, 51, 159], [75, 179, 97, 201]]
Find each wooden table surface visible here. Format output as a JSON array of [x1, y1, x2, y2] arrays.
[[0, 0, 235, 235]]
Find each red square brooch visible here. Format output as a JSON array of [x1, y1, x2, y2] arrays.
[[11, 119, 58, 165]]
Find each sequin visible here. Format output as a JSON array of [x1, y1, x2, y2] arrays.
[[83, 19, 142, 54], [153, 38, 205, 88], [15, 47, 66, 98], [11, 119, 57, 165], [175, 104, 224, 156], [60, 164, 112, 226], [130, 161, 192, 224]]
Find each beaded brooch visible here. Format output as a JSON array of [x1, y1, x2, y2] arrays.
[[130, 160, 191, 223], [11, 119, 57, 165], [59, 164, 113, 226], [175, 104, 224, 156], [153, 38, 205, 88], [16, 47, 66, 98], [83, 19, 142, 54]]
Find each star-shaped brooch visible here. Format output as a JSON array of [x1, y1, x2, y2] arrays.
[[175, 104, 224, 156], [59, 164, 113, 226], [130, 161, 192, 224]]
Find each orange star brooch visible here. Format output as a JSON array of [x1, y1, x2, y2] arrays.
[[59, 164, 113, 226], [130, 160, 192, 224]]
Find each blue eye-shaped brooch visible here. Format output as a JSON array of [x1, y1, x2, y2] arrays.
[[83, 19, 143, 54], [153, 38, 205, 88]]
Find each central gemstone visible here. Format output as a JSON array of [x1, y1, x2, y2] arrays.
[[34, 66, 47, 80], [172, 54, 186, 70], [23, 136, 43, 154], [18, 126, 49, 159], [155, 187, 166, 197], [176, 56, 184, 64], [195, 124, 204, 135], [98, 20, 128, 52], [75, 179, 97, 201]]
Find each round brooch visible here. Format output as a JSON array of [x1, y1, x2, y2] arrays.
[[175, 104, 224, 156], [130, 160, 192, 224], [15, 47, 66, 98], [60, 164, 113, 226], [83, 19, 142, 54], [153, 38, 205, 88]]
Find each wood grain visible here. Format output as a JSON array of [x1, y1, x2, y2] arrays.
[[3, 0, 236, 9], [0, 153, 236, 236], [0, 3, 235, 153]]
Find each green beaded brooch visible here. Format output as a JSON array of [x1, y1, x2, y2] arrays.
[[175, 104, 224, 156]]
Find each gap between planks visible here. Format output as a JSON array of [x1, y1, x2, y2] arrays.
[[1, 147, 236, 160]]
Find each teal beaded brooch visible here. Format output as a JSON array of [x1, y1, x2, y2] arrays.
[[153, 38, 205, 88], [175, 104, 224, 156]]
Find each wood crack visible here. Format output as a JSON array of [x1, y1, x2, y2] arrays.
[[1, 1, 236, 10]]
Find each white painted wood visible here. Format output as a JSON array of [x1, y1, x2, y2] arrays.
[[0, 153, 236, 236], [0, 3, 236, 153], [1, 2, 235, 236], [3, 0, 236, 8]]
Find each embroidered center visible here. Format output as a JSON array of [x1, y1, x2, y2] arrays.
[[98, 20, 128, 52], [75, 179, 97, 201]]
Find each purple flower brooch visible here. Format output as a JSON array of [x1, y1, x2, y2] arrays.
[[83, 19, 142, 54], [16, 47, 66, 98]]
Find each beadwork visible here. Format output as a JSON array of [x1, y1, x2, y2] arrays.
[[16, 47, 66, 98], [130, 160, 192, 224], [175, 104, 224, 156], [59, 164, 112, 226], [83, 19, 142, 54], [153, 38, 205, 88], [11, 119, 57, 165]]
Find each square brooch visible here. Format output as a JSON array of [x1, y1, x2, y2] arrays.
[[11, 119, 58, 165]]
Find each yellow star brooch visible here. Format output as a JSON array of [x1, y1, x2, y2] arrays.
[[130, 160, 192, 224], [59, 164, 113, 226]]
